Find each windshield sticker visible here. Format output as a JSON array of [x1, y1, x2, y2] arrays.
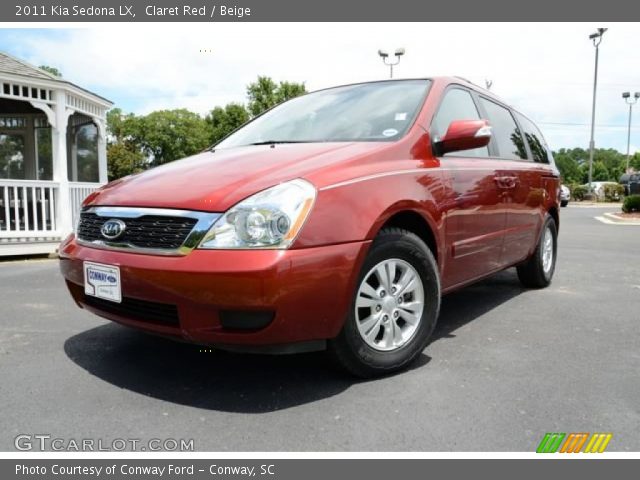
[[395, 113, 407, 121], [382, 128, 399, 137]]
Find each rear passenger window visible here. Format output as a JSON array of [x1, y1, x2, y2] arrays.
[[432, 88, 489, 157], [515, 113, 550, 163], [479, 98, 528, 160]]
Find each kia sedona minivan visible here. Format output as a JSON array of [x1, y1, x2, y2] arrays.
[[59, 77, 560, 377]]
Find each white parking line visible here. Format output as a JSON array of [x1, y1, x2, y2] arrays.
[[594, 215, 640, 226]]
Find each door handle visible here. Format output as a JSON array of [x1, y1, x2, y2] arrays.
[[494, 175, 518, 189]]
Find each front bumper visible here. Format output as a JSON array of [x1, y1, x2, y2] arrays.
[[59, 235, 370, 348]]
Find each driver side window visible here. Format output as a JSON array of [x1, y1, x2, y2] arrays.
[[432, 88, 489, 158]]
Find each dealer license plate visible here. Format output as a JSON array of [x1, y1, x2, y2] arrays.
[[83, 261, 122, 303]]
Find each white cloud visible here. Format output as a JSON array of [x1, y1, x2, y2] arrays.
[[12, 22, 640, 150]]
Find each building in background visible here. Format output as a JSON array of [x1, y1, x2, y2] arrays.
[[0, 52, 111, 256]]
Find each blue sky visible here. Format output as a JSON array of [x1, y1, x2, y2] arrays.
[[1, 24, 639, 153]]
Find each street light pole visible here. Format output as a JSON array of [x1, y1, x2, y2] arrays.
[[587, 28, 607, 195], [622, 91, 640, 172], [378, 48, 405, 79]]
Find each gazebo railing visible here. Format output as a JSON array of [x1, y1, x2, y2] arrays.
[[0, 180, 59, 238], [70, 182, 102, 229], [0, 180, 103, 242]]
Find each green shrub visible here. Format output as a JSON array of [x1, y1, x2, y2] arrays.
[[604, 183, 625, 202], [622, 195, 640, 213], [572, 185, 588, 201]]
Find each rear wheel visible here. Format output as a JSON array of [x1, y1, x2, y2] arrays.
[[329, 228, 440, 378], [516, 215, 557, 288]]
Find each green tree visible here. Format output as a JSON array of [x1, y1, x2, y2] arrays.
[[0, 134, 25, 179], [594, 148, 625, 180], [75, 124, 99, 182], [106, 108, 147, 179], [38, 65, 62, 77], [553, 148, 582, 184], [592, 161, 610, 181], [107, 143, 147, 181], [206, 103, 250, 144], [133, 109, 210, 166], [246, 76, 306, 116], [246, 76, 278, 116], [103, 76, 306, 179], [35, 127, 53, 180], [106, 108, 140, 143], [276, 81, 307, 104], [553, 147, 628, 183]]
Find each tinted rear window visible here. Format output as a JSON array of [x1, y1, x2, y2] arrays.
[[479, 98, 528, 160], [515, 113, 551, 164]]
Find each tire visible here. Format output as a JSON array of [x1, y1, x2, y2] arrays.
[[516, 215, 557, 289], [560, 200, 568, 207], [328, 227, 441, 378]]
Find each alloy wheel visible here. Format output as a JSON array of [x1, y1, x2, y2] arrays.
[[542, 226, 554, 274], [354, 258, 425, 352]]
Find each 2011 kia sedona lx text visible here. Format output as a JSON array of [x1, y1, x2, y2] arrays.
[[59, 77, 560, 377]]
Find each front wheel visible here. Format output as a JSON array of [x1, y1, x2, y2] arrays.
[[328, 228, 441, 378], [516, 215, 557, 288]]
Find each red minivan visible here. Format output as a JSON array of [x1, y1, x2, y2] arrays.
[[59, 77, 560, 377]]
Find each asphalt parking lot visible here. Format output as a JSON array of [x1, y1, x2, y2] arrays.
[[1, 205, 639, 452]]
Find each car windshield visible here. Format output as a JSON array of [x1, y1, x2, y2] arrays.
[[216, 80, 431, 148]]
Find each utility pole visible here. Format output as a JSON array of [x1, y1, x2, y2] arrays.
[[587, 28, 607, 196], [622, 91, 639, 173]]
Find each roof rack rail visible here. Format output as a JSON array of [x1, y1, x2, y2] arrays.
[[454, 75, 473, 84], [453, 76, 490, 90]]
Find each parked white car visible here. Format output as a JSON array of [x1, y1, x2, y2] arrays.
[[560, 185, 570, 207], [582, 182, 619, 200]]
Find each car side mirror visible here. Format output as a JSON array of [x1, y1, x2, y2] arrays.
[[437, 119, 492, 155]]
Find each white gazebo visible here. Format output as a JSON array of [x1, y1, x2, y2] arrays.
[[0, 52, 112, 256]]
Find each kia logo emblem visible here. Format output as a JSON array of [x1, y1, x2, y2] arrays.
[[101, 219, 126, 240]]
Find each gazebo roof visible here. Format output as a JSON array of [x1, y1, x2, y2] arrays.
[[0, 51, 112, 106], [0, 52, 58, 80]]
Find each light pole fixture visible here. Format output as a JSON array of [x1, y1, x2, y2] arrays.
[[622, 91, 640, 172], [378, 48, 405, 79], [587, 28, 607, 195]]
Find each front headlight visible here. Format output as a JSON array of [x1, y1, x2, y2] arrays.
[[198, 179, 316, 249]]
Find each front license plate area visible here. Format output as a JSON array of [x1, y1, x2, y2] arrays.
[[83, 261, 122, 303]]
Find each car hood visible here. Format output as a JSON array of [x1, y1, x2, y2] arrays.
[[89, 142, 387, 212]]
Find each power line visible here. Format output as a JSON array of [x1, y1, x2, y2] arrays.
[[539, 121, 639, 128]]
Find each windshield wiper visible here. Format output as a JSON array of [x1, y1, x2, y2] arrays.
[[246, 140, 314, 146]]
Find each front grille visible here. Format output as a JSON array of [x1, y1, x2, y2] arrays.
[[77, 212, 198, 250], [83, 295, 180, 328]]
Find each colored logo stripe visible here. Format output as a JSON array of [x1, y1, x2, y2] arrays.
[[584, 433, 613, 453], [559, 433, 589, 453], [537, 433, 613, 453], [536, 433, 566, 453]]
